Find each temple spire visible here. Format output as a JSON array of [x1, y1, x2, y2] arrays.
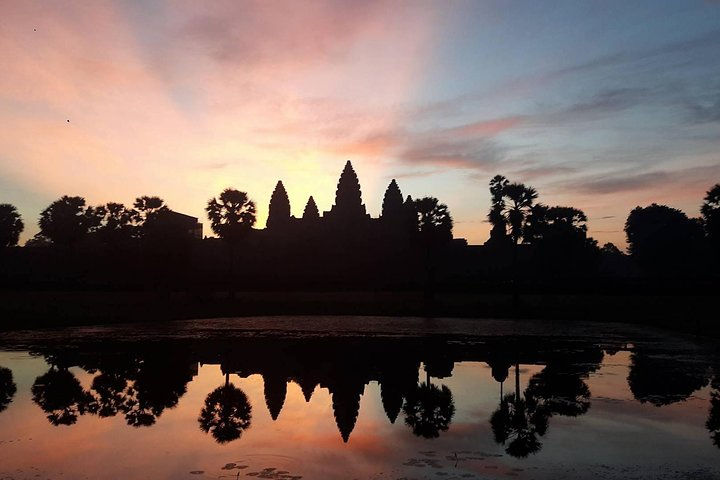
[[267, 180, 291, 229], [332, 161, 366, 219]]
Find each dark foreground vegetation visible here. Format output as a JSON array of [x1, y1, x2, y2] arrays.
[[1, 162, 718, 334]]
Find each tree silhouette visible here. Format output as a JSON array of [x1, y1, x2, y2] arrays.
[[206, 188, 256, 241], [708, 391, 720, 449], [501, 182, 538, 245], [701, 184, 720, 252], [90, 371, 133, 418], [38, 196, 103, 247], [625, 204, 704, 275], [97, 202, 135, 243], [132, 196, 167, 229], [267, 181, 291, 230], [413, 197, 453, 245], [628, 349, 710, 406], [31, 367, 96, 425], [490, 392, 546, 457], [402, 380, 455, 439], [0, 366, 17, 413], [486, 175, 510, 246], [198, 373, 252, 444], [0, 204, 24, 247], [302, 196, 320, 221]]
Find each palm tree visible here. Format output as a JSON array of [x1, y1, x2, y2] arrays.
[[198, 373, 252, 444], [412, 197, 453, 300], [206, 188, 256, 296], [502, 183, 538, 245], [402, 377, 455, 439], [487, 175, 509, 246], [0, 204, 24, 248]]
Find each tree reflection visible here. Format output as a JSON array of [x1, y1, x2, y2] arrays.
[[628, 350, 710, 406], [402, 378, 455, 439], [198, 373, 252, 444], [489, 364, 547, 458], [31, 367, 96, 425], [707, 392, 720, 449], [490, 393, 546, 457], [0, 366, 17, 413]]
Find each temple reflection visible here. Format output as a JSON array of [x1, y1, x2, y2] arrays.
[[19, 334, 719, 452]]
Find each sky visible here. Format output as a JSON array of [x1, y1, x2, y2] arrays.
[[1, 0, 719, 247]]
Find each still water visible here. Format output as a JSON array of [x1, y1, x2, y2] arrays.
[[0, 317, 718, 480]]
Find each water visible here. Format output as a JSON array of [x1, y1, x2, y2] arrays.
[[0, 317, 718, 480]]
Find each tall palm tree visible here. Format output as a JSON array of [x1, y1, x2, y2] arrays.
[[402, 377, 455, 439], [206, 188, 256, 296], [502, 183, 538, 245]]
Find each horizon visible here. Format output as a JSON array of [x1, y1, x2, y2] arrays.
[[2, 1, 720, 247]]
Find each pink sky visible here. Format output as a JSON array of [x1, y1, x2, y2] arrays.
[[1, 1, 719, 247]]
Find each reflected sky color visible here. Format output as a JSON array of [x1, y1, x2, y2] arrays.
[[1, 1, 719, 246], [0, 344, 718, 479]]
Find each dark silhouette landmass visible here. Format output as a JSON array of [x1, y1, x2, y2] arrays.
[[0, 165, 718, 334]]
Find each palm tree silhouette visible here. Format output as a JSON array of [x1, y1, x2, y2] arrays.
[[402, 375, 455, 439], [0, 366, 17, 413], [198, 373, 252, 444], [489, 363, 548, 458], [206, 188, 257, 297]]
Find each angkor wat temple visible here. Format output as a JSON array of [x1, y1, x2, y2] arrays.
[[261, 160, 427, 246]]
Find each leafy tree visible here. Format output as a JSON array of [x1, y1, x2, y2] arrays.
[[206, 189, 256, 241], [0, 366, 17, 413], [38, 196, 103, 247], [198, 373, 252, 444], [601, 242, 624, 256], [0, 204, 24, 247], [31, 367, 97, 426], [267, 181, 291, 230], [701, 184, 720, 251], [708, 391, 720, 449], [625, 204, 704, 274]]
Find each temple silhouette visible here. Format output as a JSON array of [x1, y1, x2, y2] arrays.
[[261, 160, 430, 246]]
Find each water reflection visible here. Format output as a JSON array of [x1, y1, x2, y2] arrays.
[[198, 372, 252, 443], [0, 366, 16, 413], [3, 333, 716, 458]]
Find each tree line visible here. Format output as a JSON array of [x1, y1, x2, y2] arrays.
[[1, 178, 718, 277]]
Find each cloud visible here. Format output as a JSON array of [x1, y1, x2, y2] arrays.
[[566, 164, 720, 195]]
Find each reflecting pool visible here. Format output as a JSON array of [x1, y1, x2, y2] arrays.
[[0, 317, 718, 479]]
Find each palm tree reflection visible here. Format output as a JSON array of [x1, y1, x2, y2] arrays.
[[402, 371, 455, 439], [198, 372, 252, 444]]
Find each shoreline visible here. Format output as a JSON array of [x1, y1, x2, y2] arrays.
[[0, 289, 715, 337]]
